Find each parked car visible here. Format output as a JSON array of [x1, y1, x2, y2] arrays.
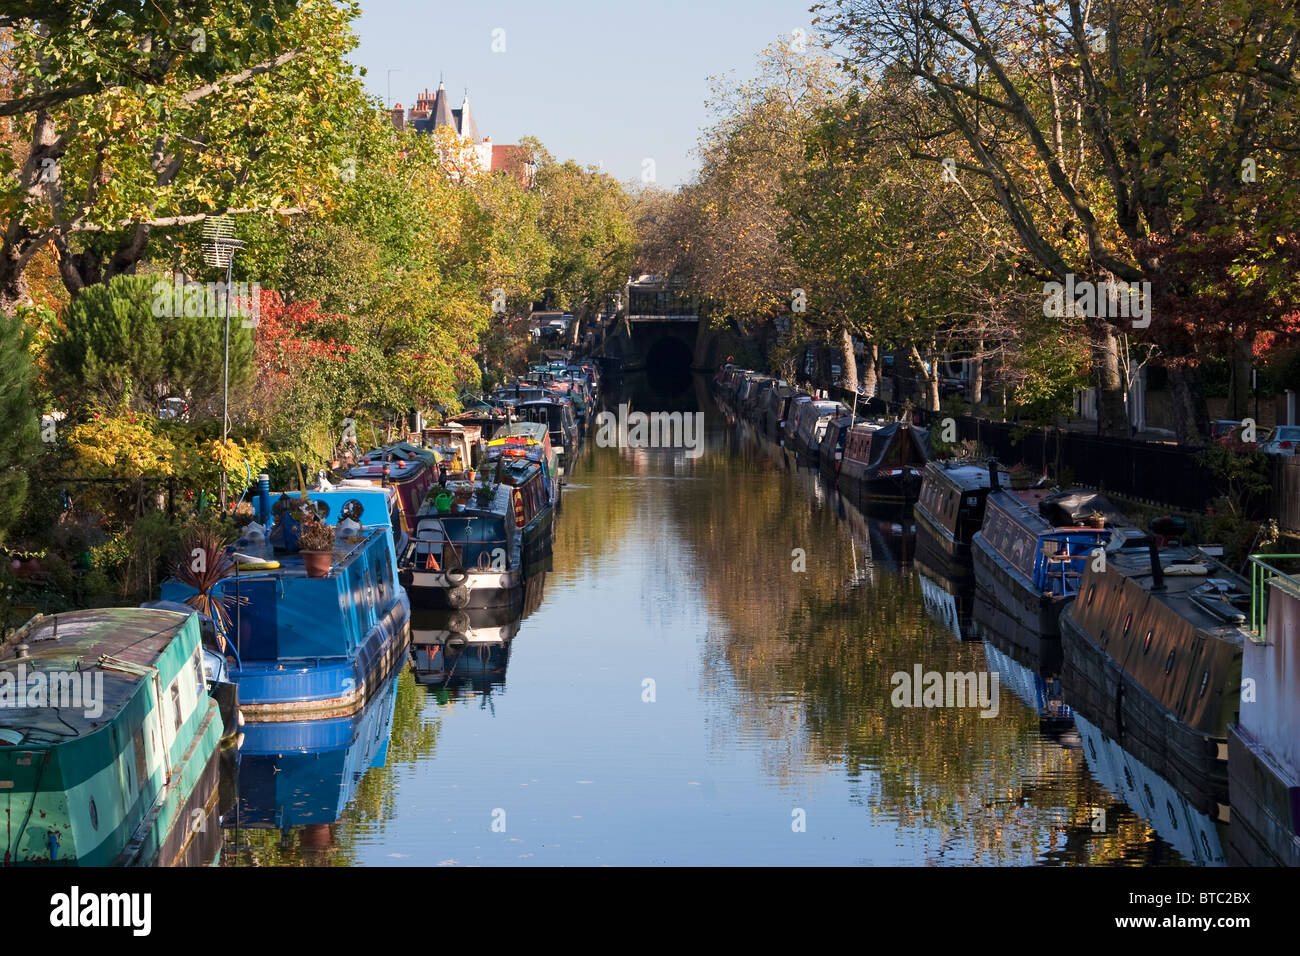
[[1261, 425, 1300, 456], [1209, 419, 1263, 449]]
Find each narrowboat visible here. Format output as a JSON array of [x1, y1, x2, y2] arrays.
[[1060, 539, 1249, 821], [790, 399, 845, 461], [0, 607, 224, 866], [759, 383, 797, 440], [161, 486, 411, 721], [516, 398, 580, 474], [400, 446, 555, 611], [970, 467, 1124, 645], [817, 414, 857, 482], [1228, 555, 1300, 865], [836, 420, 930, 505], [914, 459, 1007, 576], [422, 423, 483, 480], [780, 394, 812, 442], [486, 421, 560, 507], [343, 441, 438, 540], [409, 606, 520, 688], [222, 669, 399, 853]]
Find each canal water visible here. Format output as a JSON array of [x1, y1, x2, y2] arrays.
[[220, 374, 1195, 866]]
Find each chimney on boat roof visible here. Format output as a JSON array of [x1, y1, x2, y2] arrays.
[[987, 457, 1001, 492], [1147, 537, 1165, 590]]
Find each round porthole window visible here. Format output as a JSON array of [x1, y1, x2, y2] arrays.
[[1199, 669, 1211, 698], [1165, 650, 1176, 674], [1087, 585, 1096, 607], [1123, 613, 1133, 637], [89, 796, 98, 830], [1143, 630, 1153, 653]]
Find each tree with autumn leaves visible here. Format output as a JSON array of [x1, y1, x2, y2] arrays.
[[645, 12, 1300, 439]]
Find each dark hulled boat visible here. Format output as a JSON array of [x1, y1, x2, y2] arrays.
[[400, 445, 555, 611], [914, 459, 1007, 577], [836, 420, 930, 506], [1061, 541, 1249, 822]]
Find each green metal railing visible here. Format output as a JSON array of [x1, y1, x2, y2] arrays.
[[1247, 554, 1300, 639]]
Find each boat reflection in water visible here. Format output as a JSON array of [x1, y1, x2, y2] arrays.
[[220, 671, 400, 863], [410, 607, 519, 696], [916, 554, 975, 641], [1075, 713, 1226, 866], [410, 572, 547, 701]]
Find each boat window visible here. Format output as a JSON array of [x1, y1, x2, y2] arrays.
[[1122, 613, 1132, 637], [1144, 783, 1155, 809], [1164, 649, 1175, 674], [1143, 629, 1153, 654], [1166, 801, 1178, 830], [170, 678, 184, 731], [1087, 585, 1096, 607], [1198, 669, 1210, 697], [193, 646, 205, 699]]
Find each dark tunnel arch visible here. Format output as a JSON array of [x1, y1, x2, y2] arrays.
[[643, 334, 695, 395]]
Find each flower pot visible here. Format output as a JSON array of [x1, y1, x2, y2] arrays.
[[301, 549, 333, 578], [1086, 515, 1106, 529]]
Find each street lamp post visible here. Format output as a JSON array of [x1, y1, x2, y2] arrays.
[[202, 216, 245, 512]]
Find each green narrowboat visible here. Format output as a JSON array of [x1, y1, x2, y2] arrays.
[[0, 607, 224, 866]]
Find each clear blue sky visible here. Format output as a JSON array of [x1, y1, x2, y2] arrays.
[[353, 0, 818, 187]]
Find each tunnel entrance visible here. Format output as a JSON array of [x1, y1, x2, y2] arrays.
[[643, 334, 694, 396]]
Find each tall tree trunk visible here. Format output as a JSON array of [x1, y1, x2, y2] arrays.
[[839, 326, 858, 394], [1088, 318, 1128, 437], [862, 343, 878, 398], [908, 343, 941, 411], [971, 329, 985, 410]]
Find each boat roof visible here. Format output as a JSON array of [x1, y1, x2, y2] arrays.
[[362, 442, 434, 463], [1097, 542, 1249, 637], [925, 460, 1001, 492], [345, 456, 430, 482], [503, 421, 548, 440], [1, 608, 193, 746], [285, 486, 398, 528]]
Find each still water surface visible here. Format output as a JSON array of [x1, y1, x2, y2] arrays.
[[220, 376, 1197, 866]]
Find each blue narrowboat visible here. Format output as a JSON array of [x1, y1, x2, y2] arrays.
[[971, 465, 1126, 650], [161, 485, 410, 721]]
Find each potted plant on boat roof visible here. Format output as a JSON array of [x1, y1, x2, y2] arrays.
[[1086, 509, 1107, 529], [297, 515, 336, 578], [474, 481, 496, 508]]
